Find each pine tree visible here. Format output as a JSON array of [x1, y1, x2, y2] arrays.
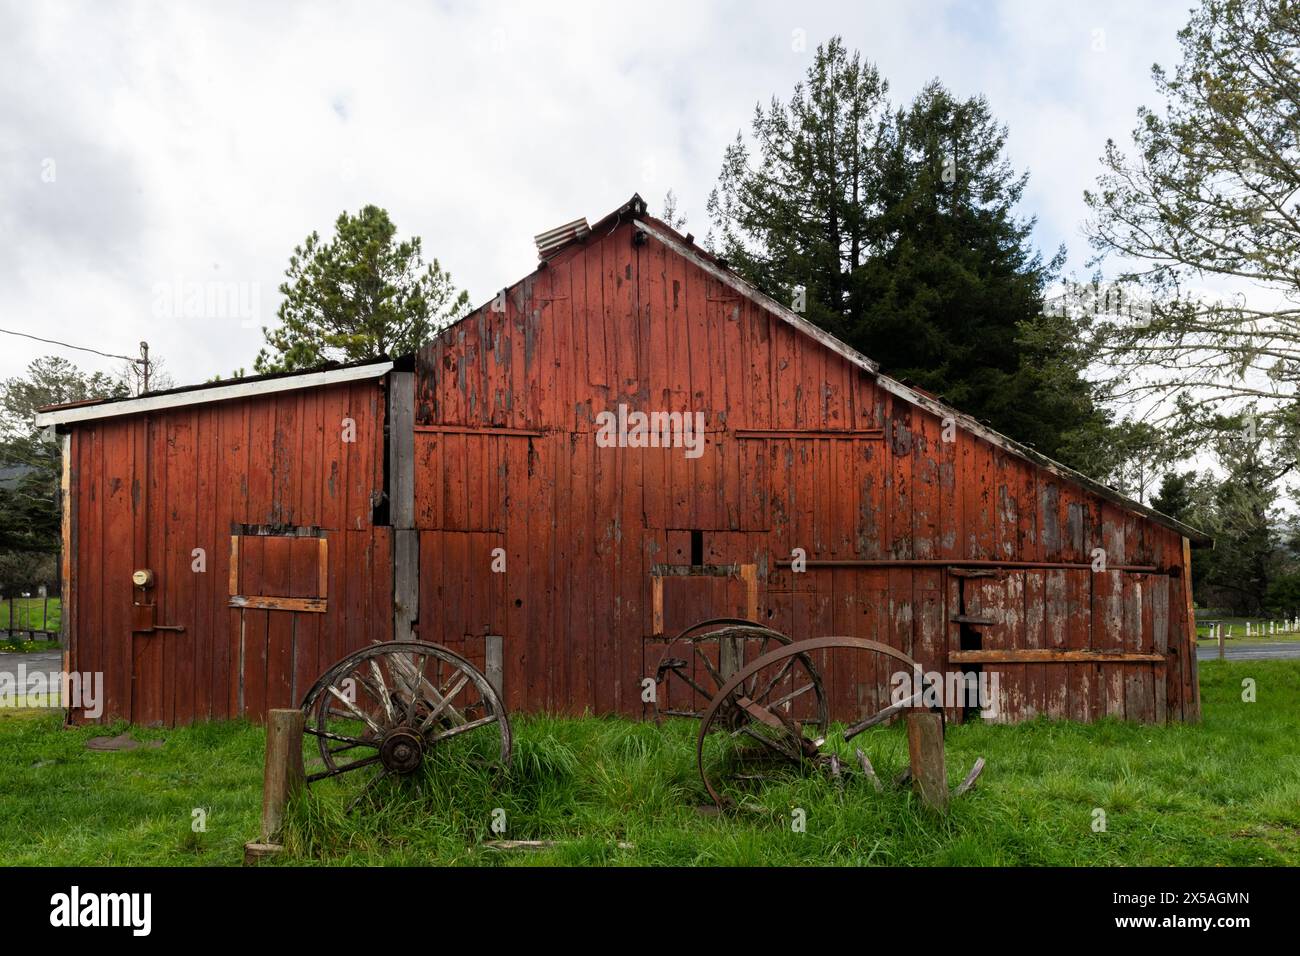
[[707, 39, 1114, 471], [256, 205, 470, 373]]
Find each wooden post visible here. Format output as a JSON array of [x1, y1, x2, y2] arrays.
[[485, 634, 504, 700], [906, 711, 948, 812], [389, 370, 418, 643], [1218, 623, 1224, 661], [1181, 538, 1201, 722], [245, 709, 304, 863], [392, 529, 419, 641]]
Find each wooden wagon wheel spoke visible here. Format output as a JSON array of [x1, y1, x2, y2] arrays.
[[326, 684, 384, 736], [766, 680, 817, 711], [327, 740, 369, 756], [741, 637, 780, 694], [306, 752, 383, 783], [304, 726, 378, 748], [418, 673, 471, 732], [692, 643, 727, 690], [300, 641, 513, 816], [367, 658, 397, 724], [404, 660, 468, 725], [697, 636, 923, 806], [346, 769, 392, 814], [665, 666, 716, 704], [425, 712, 498, 744], [350, 670, 396, 722], [652, 620, 826, 727], [402, 650, 430, 725], [748, 656, 797, 704], [843, 689, 923, 740], [735, 724, 803, 761]]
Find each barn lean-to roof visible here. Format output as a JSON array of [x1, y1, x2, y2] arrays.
[[32, 356, 396, 428]]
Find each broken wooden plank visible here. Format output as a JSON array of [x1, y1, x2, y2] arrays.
[[228, 595, 327, 613], [954, 756, 986, 797], [482, 840, 635, 851], [855, 748, 883, 792]]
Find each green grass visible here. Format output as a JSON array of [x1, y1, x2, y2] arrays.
[[0, 637, 61, 654], [0, 596, 61, 633], [1, 660, 1297, 866]]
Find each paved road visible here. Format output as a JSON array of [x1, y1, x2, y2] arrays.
[[1198, 641, 1300, 661], [0, 651, 65, 706]]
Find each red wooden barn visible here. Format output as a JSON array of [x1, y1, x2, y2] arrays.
[[37, 194, 1208, 728]]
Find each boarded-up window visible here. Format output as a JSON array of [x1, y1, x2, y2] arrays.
[[228, 527, 328, 612]]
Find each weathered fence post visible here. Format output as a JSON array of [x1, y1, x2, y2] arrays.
[[244, 709, 304, 864], [1218, 623, 1225, 661], [485, 634, 504, 700], [906, 711, 948, 812]]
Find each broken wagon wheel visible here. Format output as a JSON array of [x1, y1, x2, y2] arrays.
[[300, 641, 512, 812], [653, 619, 828, 730], [696, 636, 927, 807]]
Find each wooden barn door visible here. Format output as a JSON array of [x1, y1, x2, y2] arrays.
[[645, 536, 760, 719], [227, 529, 330, 718], [947, 568, 1171, 723], [129, 415, 196, 726]]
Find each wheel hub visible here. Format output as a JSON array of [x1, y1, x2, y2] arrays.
[[379, 727, 425, 774]]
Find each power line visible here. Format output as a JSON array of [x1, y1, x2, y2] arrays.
[[0, 326, 142, 365]]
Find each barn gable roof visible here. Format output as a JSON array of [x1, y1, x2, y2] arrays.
[[33, 195, 1207, 545], [551, 194, 1207, 546]]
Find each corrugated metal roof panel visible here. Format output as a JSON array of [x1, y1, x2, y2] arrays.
[[534, 217, 590, 259]]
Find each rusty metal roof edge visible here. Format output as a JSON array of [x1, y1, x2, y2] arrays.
[[632, 217, 1212, 549]]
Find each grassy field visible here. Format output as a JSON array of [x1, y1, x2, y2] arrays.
[[1, 659, 1296, 866], [0, 596, 61, 634], [1195, 614, 1300, 643]]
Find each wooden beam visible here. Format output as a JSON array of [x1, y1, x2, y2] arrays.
[[734, 429, 884, 440], [649, 563, 742, 577], [228, 536, 240, 597], [651, 576, 664, 638], [59, 433, 71, 649], [317, 537, 329, 599], [485, 634, 504, 700], [392, 528, 418, 640], [782, 558, 1160, 572], [413, 424, 543, 437], [740, 563, 758, 621], [228, 595, 326, 613], [948, 649, 1165, 664], [388, 370, 415, 529]]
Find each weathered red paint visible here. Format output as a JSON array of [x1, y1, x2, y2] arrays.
[[409, 207, 1200, 725], [57, 198, 1200, 726], [65, 379, 390, 724]]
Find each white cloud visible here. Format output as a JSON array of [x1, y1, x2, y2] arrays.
[[0, 0, 1190, 386]]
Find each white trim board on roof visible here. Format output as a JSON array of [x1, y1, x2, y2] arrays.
[[33, 362, 395, 427], [633, 219, 1210, 545]]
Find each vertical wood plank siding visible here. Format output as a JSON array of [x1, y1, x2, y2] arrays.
[[410, 219, 1200, 724], [63, 215, 1198, 726], [66, 379, 389, 723]]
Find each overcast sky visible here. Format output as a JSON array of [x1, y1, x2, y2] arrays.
[[0, 0, 1193, 387]]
